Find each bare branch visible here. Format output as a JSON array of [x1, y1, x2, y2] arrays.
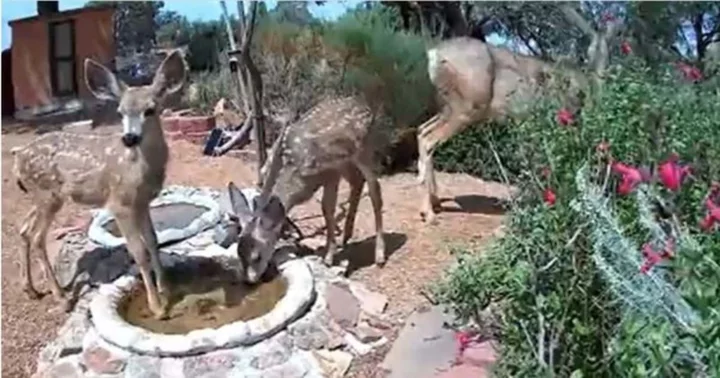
[[219, 0, 248, 113]]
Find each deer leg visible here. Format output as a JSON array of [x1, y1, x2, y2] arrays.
[[32, 197, 68, 309], [417, 117, 443, 214], [322, 177, 340, 266], [416, 115, 440, 186], [353, 159, 386, 266], [138, 207, 168, 298], [342, 170, 364, 247], [417, 114, 471, 224], [19, 207, 42, 299], [115, 212, 167, 319]]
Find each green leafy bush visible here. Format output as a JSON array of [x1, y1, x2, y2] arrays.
[[434, 56, 720, 377]]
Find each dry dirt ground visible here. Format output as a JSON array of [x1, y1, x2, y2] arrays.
[[1, 124, 511, 378]]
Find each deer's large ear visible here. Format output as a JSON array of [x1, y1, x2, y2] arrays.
[[258, 195, 286, 231], [151, 50, 186, 99], [227, 182, 253, 225], [84, 58, 126, 101]]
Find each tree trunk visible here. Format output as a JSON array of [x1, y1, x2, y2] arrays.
[[234, 1, 267, 185]]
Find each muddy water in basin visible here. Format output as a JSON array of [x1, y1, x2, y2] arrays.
[[121, 260, 287, 334], [105, 203, 208, 237]]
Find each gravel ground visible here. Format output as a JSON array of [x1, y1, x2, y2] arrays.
[[1, 123, 509, 378]]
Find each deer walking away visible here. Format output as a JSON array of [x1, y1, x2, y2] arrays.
[[416, 36, 588, 224], [12, 50, 187, 319]]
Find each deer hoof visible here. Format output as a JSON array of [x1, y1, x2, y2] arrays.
[[420, 210, 438, 225], [61, 298, 74, 313], [324, 253, 335, 267], [23, 286, 43, 300], [153, 308, 169, 321], [430, 195, 442, 210], [374, 256, 386, 267]]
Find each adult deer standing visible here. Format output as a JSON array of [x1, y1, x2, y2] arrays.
[[226, 96, 386, 283], [12, 51, 186, 318]]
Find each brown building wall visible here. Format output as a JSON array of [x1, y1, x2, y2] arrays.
[[10, 7, 114, 112]]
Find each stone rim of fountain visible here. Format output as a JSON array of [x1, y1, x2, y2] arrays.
[[87, 186, 222, 249], [89, 253, 316, 357]]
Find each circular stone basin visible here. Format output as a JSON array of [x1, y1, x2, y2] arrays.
[[90, 253, 315, 357], [88, 186, 222, 249], [122, 260, 288, 335]]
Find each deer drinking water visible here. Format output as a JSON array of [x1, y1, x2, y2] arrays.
[[226, 96, 386, 283], [12, 51, 186, 318]]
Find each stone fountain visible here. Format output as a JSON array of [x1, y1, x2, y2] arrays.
[[35, 186, 392, 378]]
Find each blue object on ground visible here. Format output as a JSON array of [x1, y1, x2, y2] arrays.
[[203, 128, 224, 156]]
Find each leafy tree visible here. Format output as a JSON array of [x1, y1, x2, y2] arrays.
[[155, 10, 192, 47], [85, 1, 164, 54]]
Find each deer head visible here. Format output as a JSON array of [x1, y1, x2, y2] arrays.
[[227, 182, 287, 284], [84, 51, 187, 148]]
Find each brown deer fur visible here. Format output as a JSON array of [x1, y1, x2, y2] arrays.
[[416, 37, 587, 223], [227, 96, 385, 283], [12, 51, 186, 318]]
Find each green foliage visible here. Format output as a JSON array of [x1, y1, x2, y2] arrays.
[[434, 55, 720, 377], [323, 6, 437, 129], [86, 1, 163, 54], [185, 66, 235, 113]]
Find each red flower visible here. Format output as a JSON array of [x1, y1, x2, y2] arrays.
[[658, 153, 691, 192], [543, 188, 557, 206], [677, 62, 703, 82], [700, 197, 720, 232], [556, 108, 574, 126], [455, 331, 473, 354], [612, 161, 645, 196], [640, 239, 674, 274], [620, 41, 632, 55]]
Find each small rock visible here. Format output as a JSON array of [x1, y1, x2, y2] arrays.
[[125, 356, 162, 378], [349, 282, 388, 316], [213, 221, 238, 248], [183, 352, 237, 377], [260, 358, 310, 378], [39, 356, 82, 378], [289, 320, 336, 351], [312, 349, 353, 378], [380, 305, 457, 378], [325, 282, 360, 330], [351, 322, 384, 343], [250, 341, 291, 369], [359, 311, 393, 331], [344, 332, 388, 356], [301, 236, 325, 251], [82, 344, 126, 375]]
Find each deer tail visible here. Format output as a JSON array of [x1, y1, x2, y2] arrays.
[[426, 47, 440, 84]]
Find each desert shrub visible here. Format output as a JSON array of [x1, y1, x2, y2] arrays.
[[434, 56, 720, 377], [322, 6, 437, 130], [247, 7, 437, 169], [184, 63, 235, 114]]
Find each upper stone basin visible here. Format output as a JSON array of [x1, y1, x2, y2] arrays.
[[87, 186, 223, 249]]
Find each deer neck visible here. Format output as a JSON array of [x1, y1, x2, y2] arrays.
[[136, 117, 169, 181]]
